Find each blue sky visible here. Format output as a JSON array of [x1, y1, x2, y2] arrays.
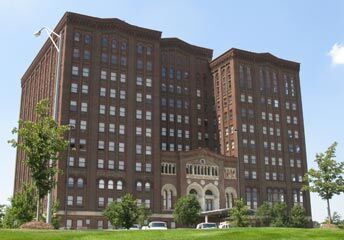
[[0, 0, 343, 222]]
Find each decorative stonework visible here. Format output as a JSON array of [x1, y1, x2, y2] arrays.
[[224, 168, 236, 180]]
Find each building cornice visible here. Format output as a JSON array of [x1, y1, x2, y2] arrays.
[[210, 48, 300, 71], [161, 38, 213, 59]]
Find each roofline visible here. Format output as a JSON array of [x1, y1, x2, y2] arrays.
[[161, 37, 213, 59], [210, 48, 300, 70]]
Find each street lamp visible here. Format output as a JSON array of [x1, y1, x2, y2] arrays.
[[34, 26, 63, 224]]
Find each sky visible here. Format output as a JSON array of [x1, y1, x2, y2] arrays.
[[0, 0, 343, 223]]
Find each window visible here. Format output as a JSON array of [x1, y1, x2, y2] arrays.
[[82, 84, 88, 94], [71, 83, 78, 93], [67, 196, 73, 206], [120, 107, 125, 117], [137, 110, 142, 119], [98, 159, 104, 169], [136, 145, 142, 154], [72, 66, 79, 76], [68, 156, 75, 167], [99, 105, 105, 115], [80, 120, 87, 130], [109, 124, 115, 133], [110, 72, 116, 81], [70, 101, 77, 111], [100, 70, 107, 80], [101, 53, 108, 63], [146, 146, 152, 155], [109, 141, 115, 151], [119, 143, 125, 152], [81, 102, 88, 112], [146, 128, 152, 137], [136, 181, 142, 191], [108, 180, 114, 190], [146, 163, 152, 172], [84, 50, 90, 60], [73, 48, 80, 58], [109, 106, 116, 116], [117, 180, 123, 190], [136, 162, 142, 172], [136, 127, 142, 136], [121, 56, 127, 65], [110, 89, 116, 98], [100, 87, 106, 97], [108, 160, 115, 169], [120, 74, 126, 83], [136, 93, 142, 102], [136, 76, 143, 85], [145, 182, 151, 192], [146, 111, 152, 120], [74, 32, 80, 42], [101, 36, 108, 47], [76, 196, 83, 206], [146, 78, 152, 87], [79, 157, 85, 167], [119, 125, 125, 135], [98, 197, 105, 207], [118, 161, 124, 170], [98, 179, 105, 189], [68, 177, 74, 187], [98, 141, 105, 150], [120, 90, 126, 100]]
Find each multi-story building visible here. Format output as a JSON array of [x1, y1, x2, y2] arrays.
[[14, 12, 310, 229], [210, 48, 311, 217]]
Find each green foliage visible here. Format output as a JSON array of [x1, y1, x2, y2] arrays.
[[229, 198, 250, 227], [0, 205, 6, 228], [256, 202, 273, 226], [2, 184, 37, 228], [290, 205, 308, 228], [302, 142, 344, 223], [173, 194, 201, 227], [137, 204, 151, 227], [9, 99, 69, 200], [270, 202, 289, 227], [103, 194, 140, 229], [51, 201, 60, 229]]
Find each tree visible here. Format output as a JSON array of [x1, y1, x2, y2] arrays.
[[0, 204, 6, 228], [290, 205, 308, 228], [270, 202, 289, 227], [256, 202, 273, 226], [229, 198, 249, 227], [173, 194, 201, 227], [103, 194, 140, 229], [302, 142, 344, 224], [137, 204, 151, 227], [9, 99, 68, 221], [2, 184, 37, 228]]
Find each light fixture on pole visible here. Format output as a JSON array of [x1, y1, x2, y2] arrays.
[[34, 26, 63, 224]]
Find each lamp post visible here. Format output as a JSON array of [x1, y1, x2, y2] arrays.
[[34, 26, 63, 224]]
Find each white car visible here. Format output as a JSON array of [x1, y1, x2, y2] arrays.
[[142, 221, 167, 230], [196, 222, 217, 229], [219, 222, 230, 229], [129, 224, 140, 230]]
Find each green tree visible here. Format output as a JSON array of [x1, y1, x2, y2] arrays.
[[137, 204, 151, 227], [2, 184, 37, 228], [173, 194, 201, 227], [229, 198, 249, 227], [256, 202, 273, 226], [290, 205, 308, 228], [302, 142, 344, 224], [9, 99, 68, 221], [103, 194, 140, 229], [0, 204, 6, 228], [270, 202, 289, 227]]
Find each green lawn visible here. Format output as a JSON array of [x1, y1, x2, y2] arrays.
[[0, 228, 343, 240]]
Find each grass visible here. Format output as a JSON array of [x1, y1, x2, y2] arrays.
[[0, 227, 343, 240]]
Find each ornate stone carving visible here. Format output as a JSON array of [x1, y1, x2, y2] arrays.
[[224, 168, 236, 180]]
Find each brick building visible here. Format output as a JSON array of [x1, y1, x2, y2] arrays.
[[14, 12, 310, 229]]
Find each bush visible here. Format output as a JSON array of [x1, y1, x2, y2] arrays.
[[229, 198, 250, 227], [173, 194, 201, 227], [290, 205, 308, 228], [256, 202, 273, 226], [270, 202, 289, 227]]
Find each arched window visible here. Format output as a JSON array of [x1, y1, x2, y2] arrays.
[[205, 190, 213, 196], [145, 182, 151, 192], [189, 189, 197, 195], [77, 178, 83, 188], [167, 190, 172, 209], [136, 181, 142, 191], [99, 179, 105, 189], [117, 180, 123, 190], [163, 190, 167, 209], [68, 177, 74, 187], [226, 193, 230, 208], [108, 180, 114, 190], [205, 190, 214, 211]]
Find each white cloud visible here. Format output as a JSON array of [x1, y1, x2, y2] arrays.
[[329, 43, 344, 65]]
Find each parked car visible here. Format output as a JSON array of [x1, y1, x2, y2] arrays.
[[219, 222, 230, 229], [129, 224, 141, 230], [196, 222, 217, 229], [142, 221, 167, 230]]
